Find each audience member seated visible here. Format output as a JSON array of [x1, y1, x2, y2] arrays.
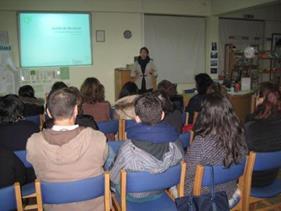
[[110, 93, 183, 201], [0, 148, 26, 188], [207, 81, 228, 96], [27, 88, 108, 211], [154, 91, 183, 133], [44, 86, 99, 130], [0, 94, 39, 151], [158, 80, 184, 112], [184, 93, 247, 207], [80, 77, 111, 122], [18, 85, 44, 117], [114, 81, 139, 120], [245, 85, 281, 187], [185, 73, 213, 124]]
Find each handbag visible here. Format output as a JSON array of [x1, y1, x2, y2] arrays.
[[175, 166, 230, 211]]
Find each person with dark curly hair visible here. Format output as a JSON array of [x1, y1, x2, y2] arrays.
[[0, 94, 39, 151], [184, 93, 247, 208], [18, 85, 44, 117]]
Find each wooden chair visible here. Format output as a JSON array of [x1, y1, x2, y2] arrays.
[[35, 172, 111, 211], [118, 119, 138, 140], [0, 182, 23, 211], [247, 151, 281, 210], [192, 157, 254, 211], [14, 150, 36, 204], [112, 161, 186, 211]]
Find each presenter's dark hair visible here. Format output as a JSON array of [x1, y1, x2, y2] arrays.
[[139, 47, 149, 55], [135, 93, 163, 125], [47, 88, 77, 120], [18, 85, 35, 98], [80, 77, 101, 103], [119, 82, 139, 99], [0, 94, 24, 123], [194, 93, 246, 167], [195, 73, 213, 95]]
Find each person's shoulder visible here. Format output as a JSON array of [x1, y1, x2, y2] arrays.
[[80, 127, 107, 143], [26, 131, 44, 148]]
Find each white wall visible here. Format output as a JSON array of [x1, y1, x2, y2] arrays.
[[0, 0, 212, 102]]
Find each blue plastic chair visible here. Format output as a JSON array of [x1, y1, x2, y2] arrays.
[[179, 132, 191, 150], [35, 173, 111, 211], [193, 160, 248, 210], [113, 161, 186, 211], [97, 120, 119, 140], [14, 150, 32, 168], [249, 151, 281, 209], [125, 120, 137, 130], [0, 183, 23, 211], [25, 115, 41, 128], [108, 140, 124, 155]]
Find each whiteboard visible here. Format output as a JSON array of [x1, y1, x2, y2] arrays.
[[144, 15, 206, 83]]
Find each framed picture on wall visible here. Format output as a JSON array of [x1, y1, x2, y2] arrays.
[[271, 33, 281, 51], [96, 30, 105, 42]]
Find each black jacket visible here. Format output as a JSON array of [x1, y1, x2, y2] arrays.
[[0, 148, 26, 188], [245, 114, 281, 187]]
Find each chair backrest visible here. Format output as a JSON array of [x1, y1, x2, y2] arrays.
[[252, 150, 281, 171], [125, 120, 137, 130], [25, 115, 40, 127], [193, 158, 254, 211], [0, 183, 23, 211], [193, 160, 246, 195], [14, 150, 32, 168], [108, 140, 124, 154], [179, 132, 191, 149], [120, 161, 186, 211], [35, 172, 111, 211], [97, 120, 119, 135]]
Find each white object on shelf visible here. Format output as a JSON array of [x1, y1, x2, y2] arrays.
[[241, 77, 251, 91]]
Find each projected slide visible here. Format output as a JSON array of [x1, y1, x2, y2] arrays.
[[19, 13, 92, 67]]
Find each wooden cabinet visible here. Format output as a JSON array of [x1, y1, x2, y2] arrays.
[[115, 68, 133, 100], [114, 68, 157, 100], [228, 92, 253, 122]]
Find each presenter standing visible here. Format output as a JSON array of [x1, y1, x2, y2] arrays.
[[130, 47, 157, 93]]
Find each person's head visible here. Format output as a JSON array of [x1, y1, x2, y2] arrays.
[[119, 82, 139, 99], [80, 77, 101, 103], [157, 80, 177, 98], [139, 47, 149, 60], [194, 93, 246, 167], [50, 81, 67, 93], [255, 86, 281, 119], [68, 86, 82, 112], [47, 88, 78, 124], [18, 85, 35, 98], [195, 73, 213, 95], [153, 91, 174, 114], [0, 94, 24, 123], [258, 82, 275, 99], [135, 93, 164, 125], [207, 82, 227, 96], [95, 83, 105, 102]]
